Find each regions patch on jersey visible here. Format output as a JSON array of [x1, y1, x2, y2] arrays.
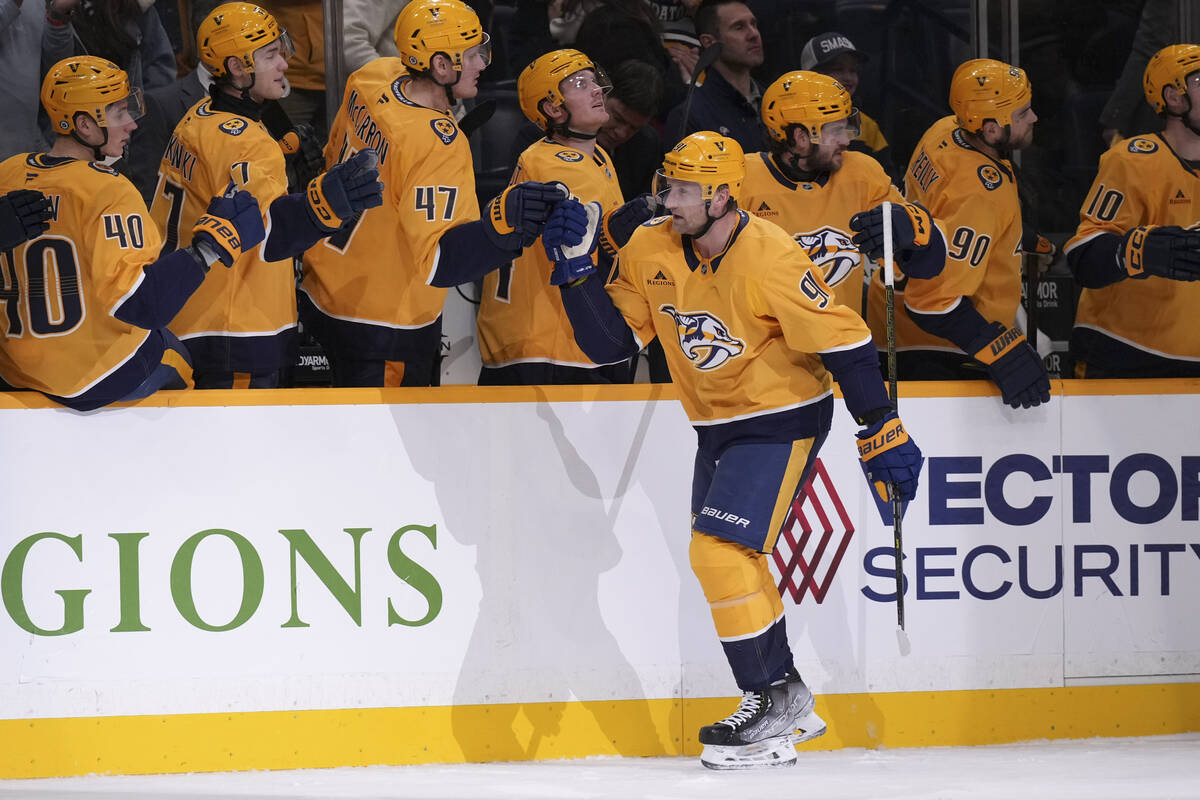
[[218, 118, 248, 136], [1127, 137, 1158, 154], [659, 304, 745, 370], [555, 150, 585, 163], [430, 118, 459, 145], [793, 227, 861, 288], [977, 164, 1003, 191]]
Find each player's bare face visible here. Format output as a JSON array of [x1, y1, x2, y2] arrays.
[[1006, 103, 1037, 149], [715, 4, 763, 70], [250, 40, 290, 101], [560, 70, 610, 134], [97, 94, 142, 157], [659, 178, 708, 235], [452, 39, 492, 100]]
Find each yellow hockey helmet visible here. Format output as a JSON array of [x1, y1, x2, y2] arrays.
[[657, 131, 745, 202], [1143, 44, 1200, 114], [761, 70, 859, 144], [949, 58, 1031, 132], [518, 49, 611, 130], [393, 0, 490, 74], [197, 2, 293, 79], [41, 56, 144, 135]]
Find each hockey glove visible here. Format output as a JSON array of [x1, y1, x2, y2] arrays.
[[967, 321, 1051, 409], [857, 411, 923, 503], [483, 180, 569, 250], [279, 123, 326, 190], [1119, 225, 1200, 281], [1021, 224, 1056, 273], [192, 189, 265, 267], [598, 193, 656, 258], [849, 201, 937, 278], [543, 198, 601, 286], [306, 148, 383, 233], [0, 189, 53, 251]]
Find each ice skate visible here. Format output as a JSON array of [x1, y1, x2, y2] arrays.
[[698, 670, 825, 769]]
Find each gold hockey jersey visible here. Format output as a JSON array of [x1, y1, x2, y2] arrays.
[[0, 154, 163, 398], [301, 61, 480, 331], [609, 210, 872, 424], [149, 98, 294, 346], [866, 115, 1023, 351], [1065, 133, 1200, 359], [477, 139, 625, 368], [741, 150, 902, 316]]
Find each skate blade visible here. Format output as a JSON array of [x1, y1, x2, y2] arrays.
[[792, 709, 827, 745], [699, 735, 798, 770]]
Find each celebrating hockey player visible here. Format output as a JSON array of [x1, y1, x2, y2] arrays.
[[0, 56, 265, 410], [300, 0, 574, 387], [150, 2, 384, 389], [865, 58, 1050, 409], [741, 70, 945, 317], [1064, 44, 1200, 378], [545, 131, 924, 769], [474, 49, 644, 385]]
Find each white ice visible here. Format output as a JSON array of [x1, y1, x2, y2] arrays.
[[1, 734, 1198, 800]]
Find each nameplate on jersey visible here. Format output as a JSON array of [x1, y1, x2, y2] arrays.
[[219, 118, 249, 136], [1127, 138, 1158, 154], [555, 150, 584, 163], [977, 164, 1003, 191], [430, 118, 458, 146]]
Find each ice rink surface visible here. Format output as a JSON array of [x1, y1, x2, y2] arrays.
[[1, 734, 1198, 800]]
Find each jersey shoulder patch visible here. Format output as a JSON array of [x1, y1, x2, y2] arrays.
[[218, 118, 249, 136], [1126, 137, 1159, 154], [977, 163, 1004, 190], [555, 149, 585, 163], [430, 117, 459, 145]]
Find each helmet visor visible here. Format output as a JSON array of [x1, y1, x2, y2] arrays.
[[560, 67, 613, 98], [466, 33, 493, 69], [653, 171, 706, 209], [255, 30, 295, 65], [818, 108, 860, 144], [105, 87, 145, 126]]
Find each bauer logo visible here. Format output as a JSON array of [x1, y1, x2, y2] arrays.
[[772, 459, 855, 605]]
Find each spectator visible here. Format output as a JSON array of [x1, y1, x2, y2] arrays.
[[665, 0, 765, 151], [864, 59, 1050, 411], [1065, 45, 1200, 379], [799, 31, 897, 180], [741, 71, 945, 318], [0, 0, 48, 160], [574, 0, 684, 115], [597, 58, 665, 198], [476, 49, 639, 386], [42, 0, 177, 94]]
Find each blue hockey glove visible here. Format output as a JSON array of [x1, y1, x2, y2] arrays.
[[598, 193, 656, 258], [849, 201, 938, 278], [192, 189, 265, 267], [483, 180, 569, 250], [967, 321, 1051, 409], [544, 198, 601, 286], [1119, 225, 1200, 281], [306, 148, 383, 232], [857, 411, 922, 503], [0, 189, 53, 251]]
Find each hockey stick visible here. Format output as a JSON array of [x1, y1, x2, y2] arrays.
[[674, 41, 723, 144], [881, 201, 905, 632]]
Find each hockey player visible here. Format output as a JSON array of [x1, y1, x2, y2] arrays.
[[150, 2, 384, 389], [475, 49, 633, 385], [741, 70, 945, 317], [545, 132, 924, 769], [864, 58, 1051, 409], [0, 56, 265, 410], [300, 0, 572, 388], [1064, 44, 1200, 378]]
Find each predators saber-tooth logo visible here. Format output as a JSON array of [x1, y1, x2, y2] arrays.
[[794, 227, 861, 287], [659, 305, 745, 370]]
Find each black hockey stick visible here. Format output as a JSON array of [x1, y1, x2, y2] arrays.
[[674, 41, 723, 144], [882, 202, 905, 632]]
